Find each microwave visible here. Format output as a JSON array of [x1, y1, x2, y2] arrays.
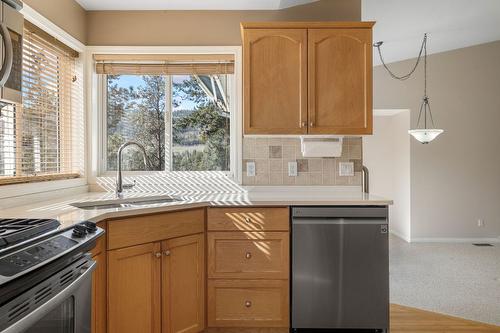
[[0, 0, 22, 105]]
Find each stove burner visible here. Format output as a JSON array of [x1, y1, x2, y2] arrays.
[[0, 218, 61, 248]]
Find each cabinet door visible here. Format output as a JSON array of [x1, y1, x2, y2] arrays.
[[308, 28, 372, 134], [108, 242, 161, 333], [91, 251, 106, 333], [162, 234, 205, 333], [243, 29, 307, 134]]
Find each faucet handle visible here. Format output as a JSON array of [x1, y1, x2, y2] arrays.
[[122, 180, 136, 190]]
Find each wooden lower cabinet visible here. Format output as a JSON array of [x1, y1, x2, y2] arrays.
[[107, 234, 205, 333], [162, 234, 205, 333], [108, 242, 161, 333], [207, 280, 289, 328]]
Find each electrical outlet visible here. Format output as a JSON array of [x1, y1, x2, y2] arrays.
[[288, 161, 298, 177], [339, 162, 354, 177], [246, 161, 256, 177], [477, 219, 485, 227]]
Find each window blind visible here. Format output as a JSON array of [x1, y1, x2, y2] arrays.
[[94, 54, 235, 75], [0, 24, 84, 185]]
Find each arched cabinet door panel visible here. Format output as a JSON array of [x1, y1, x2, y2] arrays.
[[308, 29, 373, 134], [243, 29, 308, 134]]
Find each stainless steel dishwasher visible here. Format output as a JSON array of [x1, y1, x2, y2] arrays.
[[292, 206, 389, 332]]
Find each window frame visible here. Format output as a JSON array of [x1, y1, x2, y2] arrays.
[[0, 4, 87, 199], [90, 46, 242, 184]]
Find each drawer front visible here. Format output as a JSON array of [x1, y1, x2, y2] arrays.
[[208, 207, 289, 232], [208, 232, 289, 279], [107, 208, 205, 250], [207, 280, 289, 328]]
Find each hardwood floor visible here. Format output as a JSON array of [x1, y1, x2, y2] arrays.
[[203, 304, 500, 333], [391, 304, 500, 333]]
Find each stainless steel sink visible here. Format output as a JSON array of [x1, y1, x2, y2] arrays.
[[70, 195, 180, 210]]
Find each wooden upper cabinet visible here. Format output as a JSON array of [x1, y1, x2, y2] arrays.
[[308, 28, 373, 134], [243, 28, 307, 134], [241, 22, 374, 135], [108, 242, 161, 333], [162, 234, 205, 333]]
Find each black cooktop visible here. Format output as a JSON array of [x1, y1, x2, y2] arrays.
[[0, 218, 61, 248]]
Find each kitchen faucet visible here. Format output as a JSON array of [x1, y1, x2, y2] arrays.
[[116, 141, 149, 197]]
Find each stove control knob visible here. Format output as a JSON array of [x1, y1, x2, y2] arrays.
[[83, 221, 97, 233], [72, 224, 87, 238]]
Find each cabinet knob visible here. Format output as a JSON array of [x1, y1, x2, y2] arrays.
[[245, 301, 252, 308], [164, 250, 171, 256], [154, 252, 162, 258], [245, 217, 252, 224], [301, 121, 307, 128], [245, 252, 252, 259], [310, 122, 315, 127]]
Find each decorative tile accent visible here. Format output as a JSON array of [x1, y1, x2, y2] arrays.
[[242, 137, 363, 186], [297, 159, 309, 172], [269, 146, 282, 158]]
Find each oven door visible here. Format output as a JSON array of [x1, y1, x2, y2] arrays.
[[0, 256, 96, 333]]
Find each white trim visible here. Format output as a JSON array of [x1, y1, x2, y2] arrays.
[[20, 4, 85, 53], [86, 45, 243, 185], [374, 109, 410, 117], [389, 230, 411, 243], [0, 178, 87, 200], [410, 237, 500, 244]]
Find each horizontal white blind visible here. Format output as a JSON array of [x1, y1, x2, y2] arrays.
[[94, 53, 235, 75], [0, 25, 84, 184]]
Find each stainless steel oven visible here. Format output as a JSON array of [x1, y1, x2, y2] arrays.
[[0, 220, 104, 333], [0, 0, 23, 105], [0, 256, 95, 333]]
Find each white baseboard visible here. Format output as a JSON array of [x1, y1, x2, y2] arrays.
[[410, 237, 500, 244], [389, 230, 411, 243]]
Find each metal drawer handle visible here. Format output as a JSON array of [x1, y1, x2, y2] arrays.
[[245, 252, 252, 259], [245, 301, 252, 308], [245, 217, 252, 223], [154, 252, 162, 258], [164, 250, 171, 256]]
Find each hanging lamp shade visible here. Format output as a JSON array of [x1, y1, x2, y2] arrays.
[[408, 95, 444, 144], [408, 129, 444, 144]]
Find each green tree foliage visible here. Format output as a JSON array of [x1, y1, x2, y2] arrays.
[[106, 74, 229, 172]]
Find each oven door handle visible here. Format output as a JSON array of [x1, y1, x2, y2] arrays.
[[0, 22, 13, 87], [2, 260, 96, 333]]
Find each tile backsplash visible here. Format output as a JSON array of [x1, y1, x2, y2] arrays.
[[242, 137, 363, 186]]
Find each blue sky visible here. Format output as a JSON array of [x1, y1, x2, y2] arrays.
[[114, 75, 197, 110]]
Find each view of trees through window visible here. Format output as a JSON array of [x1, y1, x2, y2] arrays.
[[106, 74, 230, 172]]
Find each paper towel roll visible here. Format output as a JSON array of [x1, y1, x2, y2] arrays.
[[300, 136, 343, 157]]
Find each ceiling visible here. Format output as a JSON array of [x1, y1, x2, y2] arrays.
[[75, 0, 319, 11], [363, 0, 500, 64]]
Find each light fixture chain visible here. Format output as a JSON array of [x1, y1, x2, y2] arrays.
[[374, 34, 427, 81]]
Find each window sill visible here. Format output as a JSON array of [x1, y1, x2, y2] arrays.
[[0, 177, 88, 201], [0, 173, 81, 186]]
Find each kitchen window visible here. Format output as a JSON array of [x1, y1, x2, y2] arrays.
[[0, 23, 84, 185], [96, 54, 234, 174]]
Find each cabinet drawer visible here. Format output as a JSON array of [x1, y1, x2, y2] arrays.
[[207, 280, 289, 328], [208, 207, 289, 232], [107, 208, 204, 250], [208, 232, 289, 279]]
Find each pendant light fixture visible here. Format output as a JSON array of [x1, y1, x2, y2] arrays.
[[374, 33, 444, 144]]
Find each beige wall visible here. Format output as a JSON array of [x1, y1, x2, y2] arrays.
[[23, 0, 87, 43], [364, 112, 411, 241], [86, 0, 360, 46], [374, 41, 500, 241]]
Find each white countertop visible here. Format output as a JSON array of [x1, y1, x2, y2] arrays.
[[0, 188, 392, 229]]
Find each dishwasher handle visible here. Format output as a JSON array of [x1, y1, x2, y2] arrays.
[[292, 217, 387, 225], [292, 206, 388, 219]]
